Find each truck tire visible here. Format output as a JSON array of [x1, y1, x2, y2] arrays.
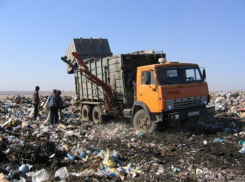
[[92, 106, 103, 124], [81, 105, 92, 121], [133, 109, 157, 133]]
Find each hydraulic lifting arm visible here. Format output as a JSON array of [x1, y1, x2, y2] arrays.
[[61, 52, 117, 111]]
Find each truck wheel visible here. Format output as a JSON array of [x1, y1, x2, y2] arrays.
[[81, 105, 92, 121], [133, 109, 157, 133], [92, 106, 103, 124]]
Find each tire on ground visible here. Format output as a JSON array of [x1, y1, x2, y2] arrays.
[[133, 109, 157, 133], [92, 106, 104, 124], [81, 105, 92, 121]]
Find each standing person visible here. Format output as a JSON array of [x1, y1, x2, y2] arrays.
[[56, 90, 63, 121], [48, 89, 61, 125], [32, 86, 40, 120]]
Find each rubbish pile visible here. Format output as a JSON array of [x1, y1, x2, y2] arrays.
[[209, 91, 245, 118], [0, 91, 245, 181]]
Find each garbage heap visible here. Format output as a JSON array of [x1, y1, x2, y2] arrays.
[[0, 92, 245, 181], [209, 91, 245, 118]]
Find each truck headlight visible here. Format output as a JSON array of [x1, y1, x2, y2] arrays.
[[167, 105, 172, 110], [203, 100, 207, 105]]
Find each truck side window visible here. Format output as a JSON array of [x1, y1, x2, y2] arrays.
[[150, 71, 155, 84], [142, 71, 155, 85], [186, 68, 201, 81]]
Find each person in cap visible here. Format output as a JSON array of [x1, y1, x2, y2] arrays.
[[32, 86, 40, 120]]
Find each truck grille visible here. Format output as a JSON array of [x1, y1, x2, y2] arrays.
[[173, 99, 202, 110]]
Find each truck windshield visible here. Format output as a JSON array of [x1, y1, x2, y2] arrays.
[[156, 65, 203, 85]]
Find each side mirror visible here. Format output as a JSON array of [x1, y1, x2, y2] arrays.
[[203, 69, 206, 80]]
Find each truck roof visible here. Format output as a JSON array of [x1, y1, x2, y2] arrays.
[[137, 62, 199, 70]]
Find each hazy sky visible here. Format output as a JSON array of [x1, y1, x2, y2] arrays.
[[0, 0, 244, 92]]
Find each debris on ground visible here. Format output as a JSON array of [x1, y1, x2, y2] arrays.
[[1, 91, 245, 181]]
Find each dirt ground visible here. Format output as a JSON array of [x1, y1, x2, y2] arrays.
[[1, 93, 245, 181]]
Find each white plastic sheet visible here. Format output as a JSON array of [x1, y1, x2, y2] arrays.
[[26, 169, 50, 182], [54, 167, 69, 179]]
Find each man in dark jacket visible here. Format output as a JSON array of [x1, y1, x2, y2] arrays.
[[32, 86, 40, 120], [56, 90, 63, 120], [48, 89, 62, 125]]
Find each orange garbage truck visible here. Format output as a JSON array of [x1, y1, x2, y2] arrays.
[[61, 38, 214, 132]]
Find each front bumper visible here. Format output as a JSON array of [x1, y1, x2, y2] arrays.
[[168, 106, 215, 126]]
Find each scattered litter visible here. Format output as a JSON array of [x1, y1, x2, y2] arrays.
[[0, 92, 245, 181], [213, 138, 227, 143]]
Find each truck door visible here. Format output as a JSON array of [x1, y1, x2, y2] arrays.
[[137, 70, 159, 112]]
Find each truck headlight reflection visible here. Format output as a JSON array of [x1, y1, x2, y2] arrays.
[[168, 105, 172, 110]]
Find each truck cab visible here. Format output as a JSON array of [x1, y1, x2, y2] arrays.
[[131, 60, 214, 132]]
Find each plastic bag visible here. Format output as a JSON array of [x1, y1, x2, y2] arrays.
[[102, 149, 116, 167], [26, 169, 50, 182], [28, 106, 34, 118], [55, 167, 69, 179], [43, 97, 50, 115]]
